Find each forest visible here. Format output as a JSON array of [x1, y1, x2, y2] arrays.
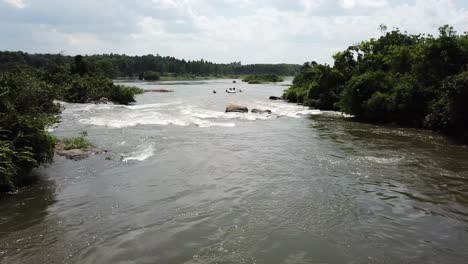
[[0, 52, 300, 78], [284, 25, 468, 142]]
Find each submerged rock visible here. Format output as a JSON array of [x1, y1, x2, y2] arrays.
[[269, 96, 282, 100], [90, 97, 110, 104], [145, 89, 174, 93], [55, 142, 103, 161], [225, 104, 248, 113], [251, 109, 272, 114], [99, 97, 109, 104]]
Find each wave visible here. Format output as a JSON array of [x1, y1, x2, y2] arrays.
[[68, 100, 334, 129], [364, 156, 404, 164], [122, 144, 155, 162], [80, 114, 190, 128]]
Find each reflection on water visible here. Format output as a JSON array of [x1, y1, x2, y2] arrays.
[[1, 80, 468, 264], [0, 179, 55, 233], [0, 176, 56, 262]]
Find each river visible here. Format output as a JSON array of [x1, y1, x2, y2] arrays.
[[1, 79, 468, 264]]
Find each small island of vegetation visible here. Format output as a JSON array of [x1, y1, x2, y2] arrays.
[[284, 25, 468, 142], [242, 74, 284, 84]]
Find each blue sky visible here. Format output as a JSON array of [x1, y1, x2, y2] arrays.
[[1, 0, 467, 64]]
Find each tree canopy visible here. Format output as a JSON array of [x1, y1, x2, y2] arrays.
[[284, 25, 468, 142], [0, 52, 300, 78]]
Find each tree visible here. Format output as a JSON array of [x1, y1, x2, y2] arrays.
[[0, 70, 61, 191]]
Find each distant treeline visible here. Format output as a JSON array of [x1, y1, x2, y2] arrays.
[[285, 25, 468, 142], [0, 51, 300, 78]]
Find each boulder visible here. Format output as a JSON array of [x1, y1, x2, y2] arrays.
[[99, 97, 109, 104], [269, 96, 282, 100], [251, 109, 272, 114], [55, 142, 101, 161], [225, 104, 248, 113]]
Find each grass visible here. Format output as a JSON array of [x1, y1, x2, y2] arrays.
[[123, 85, 145, 95], [62, 131, 91, 150]]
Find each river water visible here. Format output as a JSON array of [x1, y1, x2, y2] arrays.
[[1, 79, 468, 264]]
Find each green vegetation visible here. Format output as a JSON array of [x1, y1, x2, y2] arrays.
[[62, 75, 141, 105], [0, 70, 61, 191], [60, 55, 144, 105], [284, 25, 468, 142], [0, 55, 144, 191], [0, 52, 300, 78], [139, 71, 160, 81], [123, 85, 145, 95], [242, 74, 284, 84], [62, 132, 91, 150]]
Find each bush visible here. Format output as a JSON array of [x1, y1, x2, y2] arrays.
[[124, 86, 145, 95], [109, 84, 142, 105], [284, 88, 299, 103], [63, 75, 143, 105], [284, 64, 344, 110], [0, 70, 60, 191], [139, 71, 160, 81], [242, 74, 283, 83], [340, 71, 394, 118], [425, 71, 468, 140], [62, 131, 91, 150]]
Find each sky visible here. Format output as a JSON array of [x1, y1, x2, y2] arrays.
[[0, 0, 467, 64]]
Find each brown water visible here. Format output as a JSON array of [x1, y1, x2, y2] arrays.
[[1, 79, 468, 264]]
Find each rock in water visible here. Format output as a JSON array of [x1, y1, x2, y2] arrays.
[[55, 142, 101, 161], [225, 104, 248, 113], [269, 96, 282, 100], [251, 109, 272, 114]]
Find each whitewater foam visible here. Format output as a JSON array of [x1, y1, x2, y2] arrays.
[[70, 99, 334, 129], [123, 144, 155, 162]]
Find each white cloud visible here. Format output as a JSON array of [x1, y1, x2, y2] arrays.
[[3, 0, 26, 8], [0, 0, 467, 64], [151, 0, 178, 9], [339, 0, 388, 9]]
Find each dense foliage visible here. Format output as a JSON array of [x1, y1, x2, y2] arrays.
[[139, 71, 160, 81], [285, 25, 468, 141], [63, 75, 143, 105], [242, 74, 284, 84], [0, 52, 300, 78], [0, 70, 60, 191], [0, 56, 145, 191], [44, 55, 144, 105]]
